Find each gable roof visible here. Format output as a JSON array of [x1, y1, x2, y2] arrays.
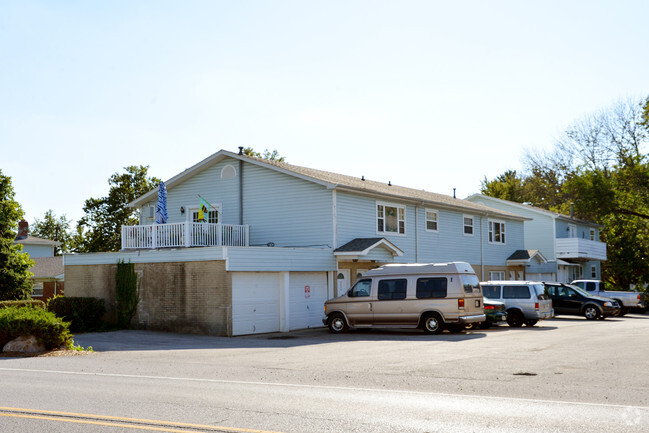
[[129, 149, 526, 221], [506, 249, 548, 264], [466, 194, 602, 228], [334, 238, 404, 257], [14, 235, 61, 247]]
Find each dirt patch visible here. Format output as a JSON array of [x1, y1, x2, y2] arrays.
[[0, 349, 94, 358]]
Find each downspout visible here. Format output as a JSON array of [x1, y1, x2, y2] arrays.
[[480, 215, 484, 281], [238, 147, 244, 225], [415, 205, 419, 262]]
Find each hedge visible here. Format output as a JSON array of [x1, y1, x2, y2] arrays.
[[0, 306, 72, 350], [47, 296, 107, 333], [0, 300, 45, 309]]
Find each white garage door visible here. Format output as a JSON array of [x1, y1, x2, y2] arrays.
[[232, 272, 280, 336], [289, 272, 328, 330]]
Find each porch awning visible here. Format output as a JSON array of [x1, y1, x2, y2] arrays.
[[506, 249, 548, 266], [334, 237, 404, 258]]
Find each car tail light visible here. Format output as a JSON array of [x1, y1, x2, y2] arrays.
[[535, 302, 539, 310], [484, 305, 495, 310], [458, 298, 465, 309], [638, 294, 642, 300]]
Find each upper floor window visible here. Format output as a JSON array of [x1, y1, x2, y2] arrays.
[[590, 229, 596, 241], [377, 203, 405, 235], [488, 220, 506, 244], [463, 215, 474, 236], [568, 224, 577, 238], [425, 209, 438, 232]]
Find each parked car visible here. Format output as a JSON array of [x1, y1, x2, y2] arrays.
[[465, 298, 507, 330], [323, 262, 485, 334], [571, 280, 645, 316], [479, 281, 554, 327], [543, 282, 620, 320]]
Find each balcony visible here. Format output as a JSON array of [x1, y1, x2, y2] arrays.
[[121, 222, 249, 250], [555, 238, 607, 262]]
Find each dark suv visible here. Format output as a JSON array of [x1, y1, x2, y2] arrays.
[[543, 282, 620, 320]]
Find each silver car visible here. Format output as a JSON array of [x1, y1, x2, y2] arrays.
[[479, 281, 554, 327]]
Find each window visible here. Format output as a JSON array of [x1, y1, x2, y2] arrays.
[[192, 209, 219, 223], [585, 281, 596, 292], [463, 216, 474, 235], [416, 277, 447, 299], [32, 282, 43, 297], [425, 209, 438, 232], [489, 271, 505, 280], [350, 279, 371, 297], [591, 266, 597, 278], [568, 224, 577, 238], [488, 220, 505, 244], [503, 285, 531, 299], [377, 203, 405, 235], [378, 279, 408, 300], [482, 285, 500, 299], [461, 274, 480, 294], [590, 229, 596, 241]]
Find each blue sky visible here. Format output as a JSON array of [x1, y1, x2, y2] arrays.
[[2, 0, 648, 224]]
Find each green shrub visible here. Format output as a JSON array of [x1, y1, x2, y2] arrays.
[[47, 296, 106, 333], [0, 300, 45, 309], [0, 306, 72, 350]]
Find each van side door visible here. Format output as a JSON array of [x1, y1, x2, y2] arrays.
[[345, 279, 374, 325], [372, 278, 410, 325]]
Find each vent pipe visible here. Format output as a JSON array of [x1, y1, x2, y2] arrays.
[[570, 203, 574, 219]]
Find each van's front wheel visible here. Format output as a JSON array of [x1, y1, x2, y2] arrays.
[[327, 313, 348, 333], [422, 313, 444, 335]]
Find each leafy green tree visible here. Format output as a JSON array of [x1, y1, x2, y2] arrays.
[[31, 210, 71, 255], [480, 170, 526, 202], [0, 170, 34, 300], [74, 166, 161, 252], [482, 97, 649, 287], [242, 147, 287, 163]]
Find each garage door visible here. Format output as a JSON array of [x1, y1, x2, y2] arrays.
[[289, 272, 328, 330], [232, 272, 280, 335]]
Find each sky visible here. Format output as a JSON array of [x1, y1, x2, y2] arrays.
[[2, 0, 648, 225]]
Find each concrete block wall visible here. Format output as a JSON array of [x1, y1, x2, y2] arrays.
[[65, 260, 231, 336]]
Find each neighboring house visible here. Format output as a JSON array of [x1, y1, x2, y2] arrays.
[[466, 194, 606, 283], [65, 148, 528, 336], [13, 220, 64, 301]]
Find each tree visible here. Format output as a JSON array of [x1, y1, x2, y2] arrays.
[[480, 170, 526, 202], [482, 97, 649, 287], [31, 210, 71, 255], [242, 147, 287, 163], [0, 170, 34, 300], [74, 166, 161, 253]]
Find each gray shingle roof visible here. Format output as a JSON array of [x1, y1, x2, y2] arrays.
[[30, 256, 64, 279]]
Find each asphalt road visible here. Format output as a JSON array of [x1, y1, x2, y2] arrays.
[[1, 314, 649, 432]]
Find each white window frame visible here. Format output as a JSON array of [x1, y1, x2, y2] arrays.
[[489, 271, 505, 280], [568, 224, 577, 238], [591, 266, 597, 278], [186, 203, 222, 224], [32, 282, 44, 297], [463, 215, 474, 236], [488, 219, 506, 244], [376, 202, 406, 236], [590, 228, 596, 241], [425, 208, 439, 232]]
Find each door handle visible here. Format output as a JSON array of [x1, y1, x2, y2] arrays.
[[369, 303, 373, 311]]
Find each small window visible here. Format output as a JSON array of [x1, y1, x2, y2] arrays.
[[416, 277, 447, 299], [489, 271, 505, 280], [482, 285, 500, 299], [463, 216, 474, 235], [503, 285, 531, 299], [591, 266, 596, 278], [378, 279, 408, 300], [545, 285, 556, 296], [32, 282, 44, 297], [350, 279, 372, 297], [425, 209, 438, 232], [221, 164, 237, 179], [377, 203, 405, 235], [590, 229, 596, 241], [488, 220, 506, 244]]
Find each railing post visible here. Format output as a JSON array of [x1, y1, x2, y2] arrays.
[[152, 224, 158, 249], [185, 222, 191, 247]]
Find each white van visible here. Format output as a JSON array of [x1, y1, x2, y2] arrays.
[[323, 262, 485, 334]]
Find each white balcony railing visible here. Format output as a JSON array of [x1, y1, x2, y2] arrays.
[[555, 238, 607, 261], [121, 222, 249, 250]]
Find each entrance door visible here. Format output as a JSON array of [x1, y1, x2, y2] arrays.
[[336, 269, 350, 297]]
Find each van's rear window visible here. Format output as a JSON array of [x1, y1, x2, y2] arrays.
[[461, 275, 481, 294], [416, 278, 447, 299]]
